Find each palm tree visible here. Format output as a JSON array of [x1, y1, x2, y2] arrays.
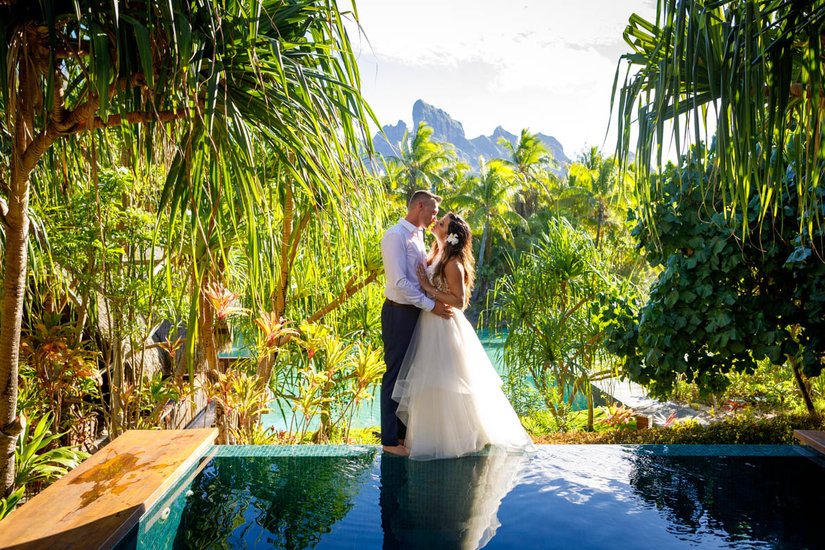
[[385, 122, 457, 202], [454, 158, 525, 278], [562, 147, 619, 249], [613, 1, 825, 240], [0, 0, 372, 498], [499, 129, 553, 218], [437, 160, 473, 206]]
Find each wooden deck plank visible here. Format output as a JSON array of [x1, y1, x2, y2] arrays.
[[793, 429, 825, 455], [0, 428, 217, 550]]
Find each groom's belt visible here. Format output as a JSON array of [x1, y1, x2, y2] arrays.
[[385, 298, 417, 309]]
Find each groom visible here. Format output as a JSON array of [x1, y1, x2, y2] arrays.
[[380, 190, 453, 456]]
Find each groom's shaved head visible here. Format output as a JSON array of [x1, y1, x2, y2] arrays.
[[408, 190, 442, 209], [406, 190, 441, 229]]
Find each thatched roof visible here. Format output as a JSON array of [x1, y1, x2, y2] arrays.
[[95, 294, 170, 379]]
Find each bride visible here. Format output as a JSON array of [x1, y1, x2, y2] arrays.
[[392, 212, 535, 460]]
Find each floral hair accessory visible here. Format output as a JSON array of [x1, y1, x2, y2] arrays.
[[446, 233, 459, 245]]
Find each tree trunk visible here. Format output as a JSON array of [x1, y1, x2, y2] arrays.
[[408, 170, 417, 202], [586, 387, 594, 431], [312, 380, 335, 443], [0, 53, 50, 497], [110, 326, 125, 436], [0, 169, 30, 498], [197, 274, 225, 441], [471, 222, 490, 303], [198, 276, 218, 376], [789, 355, 816, 415], [274, 183, 294, 317], [477, 221, 490, 272]]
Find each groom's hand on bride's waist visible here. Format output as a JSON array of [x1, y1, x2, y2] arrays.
[[432, 301, 454, 319]]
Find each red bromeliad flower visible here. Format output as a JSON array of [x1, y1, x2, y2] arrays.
[[158, 336, 185, 357], [205, 282, 247, 322], [255, 311, 298, 349]]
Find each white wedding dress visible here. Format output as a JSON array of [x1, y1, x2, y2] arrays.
[[392, 264, 535, 460]]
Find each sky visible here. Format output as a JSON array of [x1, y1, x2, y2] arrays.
[[341, 0, 658, 161]]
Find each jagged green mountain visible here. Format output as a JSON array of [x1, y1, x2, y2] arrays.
[[373, 99, 570, 173]]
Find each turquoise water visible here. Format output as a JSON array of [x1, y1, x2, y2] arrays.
[[123, 444, 825, 549], [261, 331, 513, 433]]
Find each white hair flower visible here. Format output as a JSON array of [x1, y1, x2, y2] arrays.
[[446, 233, 459, 245]]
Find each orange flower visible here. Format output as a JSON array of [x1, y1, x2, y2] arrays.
[[205, 282, 247, 322]]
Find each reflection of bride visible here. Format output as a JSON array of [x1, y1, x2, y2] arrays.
[[392, 212, 535, 460], [381, 453, 528, 550]]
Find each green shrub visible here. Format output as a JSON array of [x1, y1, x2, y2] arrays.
[[533, 413, 825, 445]]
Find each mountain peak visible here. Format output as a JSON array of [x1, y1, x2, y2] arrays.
[[412, 100, 468, 146], [372, 100, 570, 171]]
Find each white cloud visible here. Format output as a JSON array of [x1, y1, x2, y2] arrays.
[[341, 0, 657, 156]]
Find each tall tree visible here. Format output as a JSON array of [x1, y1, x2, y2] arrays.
[[454, 158, 524, 277], [499, 128, 552, 218], [385, 122, 456, 202], [563, 147, 619, 249], [600, 149, 825, 411], [0, 0, 372, 498], [491, 218, 617, 431]]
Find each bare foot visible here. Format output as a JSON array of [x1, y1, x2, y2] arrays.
[[382, 444, 410, 457]]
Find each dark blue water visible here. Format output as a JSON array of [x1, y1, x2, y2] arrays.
[[130, 445, 825, 549]]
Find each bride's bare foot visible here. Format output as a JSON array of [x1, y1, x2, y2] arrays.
[[382, 444, 410, 457]]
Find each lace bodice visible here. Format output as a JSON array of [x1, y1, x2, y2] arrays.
[[426, 260, 449, 297]]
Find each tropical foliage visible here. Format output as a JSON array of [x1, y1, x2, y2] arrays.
[[488, 219, 621, 431], [383, 122, 457, 206], [499, 128, 554, 218], [613, 0, 825, 240], [562, 146, 622, 249], [4, 0, 824, 522], [454, 158, 525, 278], [599, 148, 825, 411], [0, 0, 376, 501]]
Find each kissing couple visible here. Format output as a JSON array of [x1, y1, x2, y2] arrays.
[[380, 190, 535, 460]]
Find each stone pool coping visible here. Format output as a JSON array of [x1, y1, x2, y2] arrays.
[[0, 428, 217, 550]]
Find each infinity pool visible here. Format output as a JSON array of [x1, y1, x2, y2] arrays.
[[119, 445, 825, 549]]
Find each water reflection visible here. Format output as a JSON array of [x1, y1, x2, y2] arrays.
[[380, 452, 527, 549], [171, 453, 376, 549], [135, 446, 825, 549], [628, 452, 825, 547]]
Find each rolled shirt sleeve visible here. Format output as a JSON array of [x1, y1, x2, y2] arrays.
[[382, 228, 436, 312]]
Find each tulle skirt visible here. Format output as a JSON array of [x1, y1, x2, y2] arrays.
[[392, 310, 535, 460]]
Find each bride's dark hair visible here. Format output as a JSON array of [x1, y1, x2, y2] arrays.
[[427, 212, 475, 306]]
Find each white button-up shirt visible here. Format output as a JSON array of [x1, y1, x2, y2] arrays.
[[381, 218, 435, 311]]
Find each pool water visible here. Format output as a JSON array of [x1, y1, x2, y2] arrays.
[[124, 444, 825, 549]]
